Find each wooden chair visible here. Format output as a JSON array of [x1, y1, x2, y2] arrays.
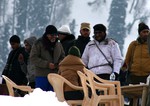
[[78, 68, 124, 106], [0, 84, 9, 95], [2, 75, 33, 96], [47, 73, 83, 106]]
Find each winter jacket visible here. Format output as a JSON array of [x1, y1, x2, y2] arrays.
[[82, 38, 123, 75], [30, 37, 65, 77], [2, 47, 28, 85], [60, 34, 75, 55], [74, 36, 90, 56], [20, 36, 37, 83], [125, 39, 150, 76], [58, 55, 85, 91]]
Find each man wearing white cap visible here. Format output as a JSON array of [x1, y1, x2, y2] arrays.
[[58, 25, 75, 55]]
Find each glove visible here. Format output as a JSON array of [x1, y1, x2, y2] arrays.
[[114, 72, 119, 80], [110, 72, 119, 81]]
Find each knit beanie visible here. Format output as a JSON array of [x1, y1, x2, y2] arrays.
[[9, 35, 20, 43], [138, 22, 149, 34], [68, 46, 81, 57], [45, 25, 57, 35], [93, 24, 106, 32], [58, 25, 71, 35]]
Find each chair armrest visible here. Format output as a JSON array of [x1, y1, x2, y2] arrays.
[[15, 85, 33, 93], [65, 83, 83, 91], [95, 82, 116, 95]]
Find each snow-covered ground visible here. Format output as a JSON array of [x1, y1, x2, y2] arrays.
[[0, 88, 68, 106]]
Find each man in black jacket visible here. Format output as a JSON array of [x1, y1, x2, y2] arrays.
[[74, 22, 91, 56], [2, 35, 28, 86]]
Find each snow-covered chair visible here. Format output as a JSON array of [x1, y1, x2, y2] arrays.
[[47, 73, 83, 106], [2, 75, 33, 96]]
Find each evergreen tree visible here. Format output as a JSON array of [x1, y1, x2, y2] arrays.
[[108, 0, 127, 54], [15, 0, 29, 40], [0, 0, 10, 73], [69, 19, 76, 35], [27, 0, 72, 37], [127, 0, 150, 34], [0, 0, 73, 74], [13, 0, 72, 38]]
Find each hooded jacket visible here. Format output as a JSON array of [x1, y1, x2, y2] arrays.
[[58, 55, 85, 91], [20, 36, 37, 83]]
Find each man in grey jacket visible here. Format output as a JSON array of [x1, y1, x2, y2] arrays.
[[18, 36, 37, 88], [30, 25, 65, 91]]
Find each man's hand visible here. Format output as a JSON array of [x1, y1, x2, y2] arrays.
[[49, 63, 55, 69], [18, 54, 24, 63]]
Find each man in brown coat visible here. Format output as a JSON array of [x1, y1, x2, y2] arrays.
[[59, 46, 85, 100], [124, 22, 150, 84], [123, 22, 150, 106]]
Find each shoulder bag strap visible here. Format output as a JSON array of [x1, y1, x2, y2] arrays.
[[94, 40, 113, 69]]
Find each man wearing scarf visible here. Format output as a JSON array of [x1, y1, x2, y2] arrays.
[[30, 25, 65, 91], [124, 22, 150, 84]]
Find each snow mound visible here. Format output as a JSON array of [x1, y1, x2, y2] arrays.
[[0, 88, 68, 106]]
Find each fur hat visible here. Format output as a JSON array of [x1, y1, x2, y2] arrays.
[[138, 22, 149, 34], [45, 25, 57, 35], [68, 46, 81, 57], [9, 35, 20, 43], [93, 24, 106, 32], [24, 36, 37, 46], [58, 25, 71, 35], [80, 22, 90, 31]]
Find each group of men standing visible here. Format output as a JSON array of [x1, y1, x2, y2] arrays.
[[1, 22, 150, 105]]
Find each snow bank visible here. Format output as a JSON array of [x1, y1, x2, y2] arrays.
[[0, 88, 68, 106]]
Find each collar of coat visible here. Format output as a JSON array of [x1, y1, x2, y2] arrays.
[[137, 36, 150, 55]]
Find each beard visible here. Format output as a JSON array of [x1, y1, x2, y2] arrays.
[[50, 38, 56, 42], [141, 36, 147, 43], [95, 35, 106, 42]]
